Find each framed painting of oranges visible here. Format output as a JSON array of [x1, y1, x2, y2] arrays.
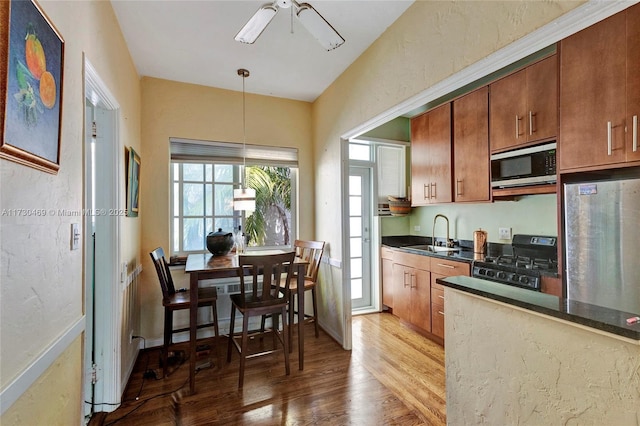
[[1, 0, 64, 174]]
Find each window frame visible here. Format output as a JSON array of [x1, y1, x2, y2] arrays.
[[170, 160, 298, 256]]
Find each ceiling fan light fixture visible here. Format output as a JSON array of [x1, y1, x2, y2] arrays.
[[235, 4, 278, 44], [296, 3, 345, 51]]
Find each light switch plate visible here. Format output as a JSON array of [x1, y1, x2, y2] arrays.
[[71, 223, 80, 250]]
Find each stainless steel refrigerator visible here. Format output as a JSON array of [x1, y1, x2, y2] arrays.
[[564, 176, 640, 315]]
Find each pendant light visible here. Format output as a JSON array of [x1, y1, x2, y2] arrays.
[[233, 68, 256, 212]]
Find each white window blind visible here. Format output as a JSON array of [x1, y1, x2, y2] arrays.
[[170, 138, 298, 167]]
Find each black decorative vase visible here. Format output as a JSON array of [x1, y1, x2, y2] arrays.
[[206, 228, 234, 256]]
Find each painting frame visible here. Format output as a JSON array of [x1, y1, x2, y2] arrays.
[[126, 147, 140, 217], [1, 0, 65, 174]]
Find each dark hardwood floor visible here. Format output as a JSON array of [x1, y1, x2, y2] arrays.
[[89, 313, 445, 425]]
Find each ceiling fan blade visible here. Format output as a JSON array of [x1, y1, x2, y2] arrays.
[[235, 4, 278, 44], [296, 2, 344, 51]]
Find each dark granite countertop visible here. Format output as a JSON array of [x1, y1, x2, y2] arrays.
[[381, 235, 559, 278], [437, 275, 640, 341]]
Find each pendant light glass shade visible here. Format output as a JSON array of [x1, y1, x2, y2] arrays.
[[233, 68, 256, 212], [233, 187, 256, 212]]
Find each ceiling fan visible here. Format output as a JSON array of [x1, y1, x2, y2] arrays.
[[235, 0, 345, 51]]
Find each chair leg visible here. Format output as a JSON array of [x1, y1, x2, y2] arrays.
[[281, 306, 290, 376], [227, 305, 236, 363], [239, 313, 250, 388], [311, 286, 319, 338], [288, 292, 295, 352], [162, 307, 172, 377], [211, 301, 220, 368]]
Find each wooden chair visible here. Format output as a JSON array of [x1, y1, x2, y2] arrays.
[[227, 251, 295, 388], [149, 247, 219, 377], [288, 240, 325, 340]]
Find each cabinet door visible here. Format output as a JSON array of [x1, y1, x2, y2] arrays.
[[428, 104, 453, 203], [453, 87, 490, 202], [392, 263, 412, 321], [410, 113, 431, 205], [627, 4, 640, 163], [382, 257, 394, 308], [490, 68, 527, 152], [526, 55, 558, 143], [559, 10, 627, 170], [411, 268, 431, 332], [410, 104, 452, 204]]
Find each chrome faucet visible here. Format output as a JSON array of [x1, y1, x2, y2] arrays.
[[432, 214, 453, 248]]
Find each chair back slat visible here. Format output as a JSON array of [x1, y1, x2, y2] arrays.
[[294, 240, 325, 282], [238, 252, 296, 303], [150, 247, 177, 300]]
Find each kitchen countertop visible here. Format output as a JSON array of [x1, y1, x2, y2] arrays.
[[437, 275, 640, 341]]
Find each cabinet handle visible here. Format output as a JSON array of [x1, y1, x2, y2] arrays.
[[436, 263, 455, 269], [411, 274, 417, 289], [515, 115, 519, 138], [529, 111, 534, 136], [456, 179, 463, 196], [633, 115, 638, 152], [607, 121, 612, 156], [423, 183, 429, 200], [438, 295, 445, 300], [403, 271, 410, 287], [431, 182, 436, 199], [438, 311, 445, 316]]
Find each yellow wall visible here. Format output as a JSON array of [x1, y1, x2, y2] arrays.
[[0, 0, 141, 422], [312, 1, 584, 341], [138, 77, 313, 340], [1, 337, 83, 426]]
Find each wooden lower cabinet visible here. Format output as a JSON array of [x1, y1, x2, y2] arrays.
[[381, 248, 395, 308], [382, 248, 472, 344], [431, 278, 445, 339], [392, 262, 431, 332]]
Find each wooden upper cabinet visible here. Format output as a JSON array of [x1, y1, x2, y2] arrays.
[[410, 103, 452, 205], [559, 4, 640, 171], [489, 55, 558, 152], [453, 87, 490, 202], [627, 4, 640, 163]]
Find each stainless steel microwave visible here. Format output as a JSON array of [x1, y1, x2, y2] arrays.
[[491, 142, 557, 188]]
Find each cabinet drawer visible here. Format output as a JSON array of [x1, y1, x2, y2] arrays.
[[394, 250, 431, 271], [381, 247, 395, 260], [431, 287, 445, 307], [432, 308, 445, 339], [430, 258, 470, 276]]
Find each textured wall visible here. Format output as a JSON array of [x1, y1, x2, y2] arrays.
[[445, 289, 640, 424], [312, 1, 583, 345], [0, 0, 141, 420]]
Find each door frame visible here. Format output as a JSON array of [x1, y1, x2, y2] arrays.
[[83, 57, 122, 415]]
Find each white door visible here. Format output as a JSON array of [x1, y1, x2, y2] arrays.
[[349, 166, 372, 310]]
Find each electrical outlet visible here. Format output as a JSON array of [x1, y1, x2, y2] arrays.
[[413, 225, 421, 232], [499, 227, 512, 240]]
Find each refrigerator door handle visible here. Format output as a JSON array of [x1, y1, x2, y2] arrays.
[[607, 121, 612, 156], [633, 115, 638, 152]]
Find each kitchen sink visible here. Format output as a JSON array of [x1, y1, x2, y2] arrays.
[[404, 244, 459, 253]]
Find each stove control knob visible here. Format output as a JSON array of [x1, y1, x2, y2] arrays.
[[496, 271, 506, 279], [486, 270, 495, 277], [519, 276, 530, 285], [477, 268, 486, 276], [509, 274, 518, 281]]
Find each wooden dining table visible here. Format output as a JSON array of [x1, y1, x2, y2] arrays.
[[184, 251, 309, 394]]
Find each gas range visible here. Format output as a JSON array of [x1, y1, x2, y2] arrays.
[[472, 235, 558, 291]]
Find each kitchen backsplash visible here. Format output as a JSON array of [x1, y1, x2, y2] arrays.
[[381, 194, 557, 243]]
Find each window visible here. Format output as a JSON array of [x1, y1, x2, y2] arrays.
[[170, 139, 298, 254]]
